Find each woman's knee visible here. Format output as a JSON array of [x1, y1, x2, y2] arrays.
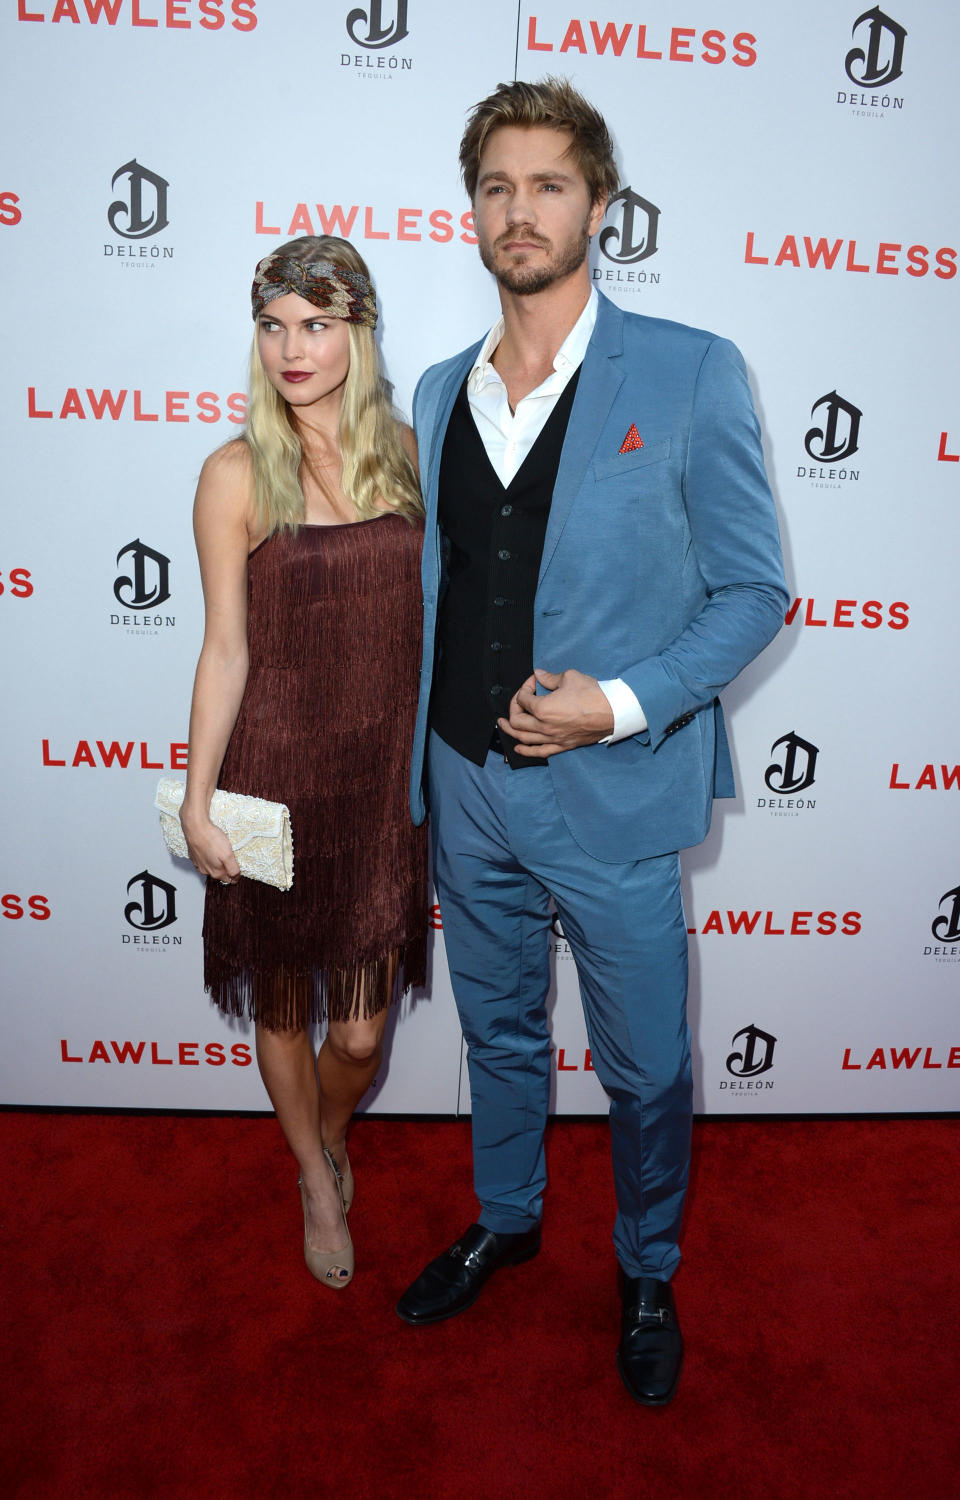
[[325, 1018, 385, 1066]]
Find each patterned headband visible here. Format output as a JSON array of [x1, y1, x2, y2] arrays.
[[251, 253, 378, 328]]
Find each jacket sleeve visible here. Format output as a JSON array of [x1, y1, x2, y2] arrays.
[[619, 336, 788, 750]]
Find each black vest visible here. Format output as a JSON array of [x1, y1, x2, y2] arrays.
[[430, 368, 581, 767]]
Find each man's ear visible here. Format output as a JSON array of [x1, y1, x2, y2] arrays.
[[588, 196, 608, 237]]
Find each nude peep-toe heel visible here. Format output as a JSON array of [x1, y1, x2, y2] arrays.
[[299, 1153, 353, 1289], [322, 1141, 354, 1213], [338, 1152, 355, 1214]]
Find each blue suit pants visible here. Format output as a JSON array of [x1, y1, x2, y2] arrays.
[[429, 731, 692, 1279]]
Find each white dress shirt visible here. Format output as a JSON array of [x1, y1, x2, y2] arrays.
[[466, 290, 647, 742]]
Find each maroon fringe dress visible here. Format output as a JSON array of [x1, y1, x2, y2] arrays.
[[202, 515, 427, 1031]]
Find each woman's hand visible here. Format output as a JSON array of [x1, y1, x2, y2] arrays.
[[180, 809, 241, 884]]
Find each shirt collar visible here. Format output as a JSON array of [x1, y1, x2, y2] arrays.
[[469, 287, 598, 394]]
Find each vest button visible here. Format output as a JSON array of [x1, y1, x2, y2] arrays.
[[490, 684, 503, 697], [493, 596, 505, 607], [490, 641, 502, 652], [500, 504, 513, 517], [497, 549, 511, 561]]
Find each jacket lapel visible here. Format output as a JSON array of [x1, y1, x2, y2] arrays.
[[425, 346, 480, 505], [420, 344, 480, 600], [537, 292, 625, 590]]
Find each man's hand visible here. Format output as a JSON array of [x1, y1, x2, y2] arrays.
[[499, 668, 614, 758]]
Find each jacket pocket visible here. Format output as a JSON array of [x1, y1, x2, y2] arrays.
[[590, 438, 671, 483]]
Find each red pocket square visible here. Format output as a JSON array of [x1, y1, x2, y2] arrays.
[[619, 424, 644, 454]]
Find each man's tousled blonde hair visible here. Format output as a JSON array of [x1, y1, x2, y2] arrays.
[[459, 76, 619, 208]]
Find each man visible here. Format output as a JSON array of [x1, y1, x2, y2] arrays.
[[396, 78, 787, 1406]]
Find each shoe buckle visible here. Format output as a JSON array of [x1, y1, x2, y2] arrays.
[[637, 1302, 670, 1325]]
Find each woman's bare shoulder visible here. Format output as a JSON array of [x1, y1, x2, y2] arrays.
[[194, 439, 255, 539], [200, 437, 253, 483], [398, 422, 419, 475]]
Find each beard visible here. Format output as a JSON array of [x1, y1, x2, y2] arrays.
[[479, 219, 591, 296]]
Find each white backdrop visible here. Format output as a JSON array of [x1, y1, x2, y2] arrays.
[[2, 0, 956, 1115]]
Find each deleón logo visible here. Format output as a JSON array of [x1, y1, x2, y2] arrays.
[[845, 6, 906, 88], [726, 1024, 776, 1076], [594, 188, 661, 292], [346, 0, 407, 47], [105, 160, 174, 267], [805, 391, 861, 463], [923, 885, 960, 964], [837, 7, 907, 115], [124, 870, 177, 933], [550, 909, 576, 960], [108, 160, 168, 240], [341, 0, 412, 76], [759, 731, 818, 815], [721, 1023, 776, 1092], [797, 390, 861, 488], [600, 188, 659, 263], [932, 886, 960, 943], [765, 732, 818, 794], [112, 539, 175, 635], [114, 539, 170, 610]]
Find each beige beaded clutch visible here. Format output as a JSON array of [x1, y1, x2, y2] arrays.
[[155, 777, 294, 891]]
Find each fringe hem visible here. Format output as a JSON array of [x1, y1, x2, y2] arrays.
[[205, 938, 427, 1033]]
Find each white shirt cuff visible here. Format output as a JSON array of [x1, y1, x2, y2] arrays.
[[597, 678, 648, 744]]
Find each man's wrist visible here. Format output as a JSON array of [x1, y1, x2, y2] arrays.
[[597, 678, 648, 744]]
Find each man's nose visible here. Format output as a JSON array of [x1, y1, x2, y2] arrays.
[[505, 188, 535, 225]]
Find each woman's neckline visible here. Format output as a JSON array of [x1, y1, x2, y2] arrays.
[[246, 512, 396, 557], [300, 512, 396, 529]]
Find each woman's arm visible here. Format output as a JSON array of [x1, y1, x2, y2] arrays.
[[180, 441, 256, 882]]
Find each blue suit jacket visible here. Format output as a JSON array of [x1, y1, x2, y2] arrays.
[[409, 291, 788, 863]]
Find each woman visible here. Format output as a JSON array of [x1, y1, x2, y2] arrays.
[[181, 236, 427, 1290]]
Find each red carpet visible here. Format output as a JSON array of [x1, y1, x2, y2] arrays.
[[3, 1113, 958, 1499]]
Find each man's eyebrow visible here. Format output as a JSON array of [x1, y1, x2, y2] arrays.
[[477, 168, 575, 185]]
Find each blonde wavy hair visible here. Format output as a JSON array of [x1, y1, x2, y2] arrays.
[[244, 236, 422, 531]]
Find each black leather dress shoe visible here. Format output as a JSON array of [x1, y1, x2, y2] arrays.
[[396, 1222, 541, 1326], [617, 1275, 683, 1406]]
